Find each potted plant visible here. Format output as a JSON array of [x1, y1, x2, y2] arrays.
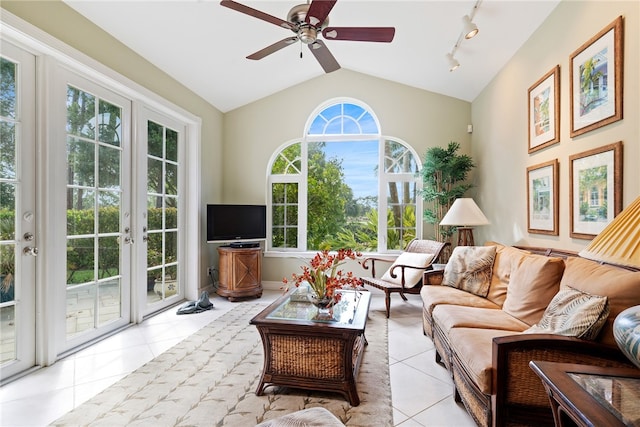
[[420, 141, 475, 252]]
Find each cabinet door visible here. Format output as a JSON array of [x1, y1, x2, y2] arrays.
[[232, 251, 261, 289]]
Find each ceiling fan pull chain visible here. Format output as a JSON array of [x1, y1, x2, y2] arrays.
[[300, 41, 303, 59]]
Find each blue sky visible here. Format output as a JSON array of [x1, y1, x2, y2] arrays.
[[322, 140, 378, 199]]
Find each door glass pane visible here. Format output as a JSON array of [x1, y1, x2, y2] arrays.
[[1, 58, 18, 363], [146, 120, 180, 306], [66, 85, 124, 339], [386, 181, 417, 250]]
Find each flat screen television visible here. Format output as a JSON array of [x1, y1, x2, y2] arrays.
[[206, 204, 267, 243]]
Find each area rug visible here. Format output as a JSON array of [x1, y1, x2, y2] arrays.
[[51, 302, 392, 426]]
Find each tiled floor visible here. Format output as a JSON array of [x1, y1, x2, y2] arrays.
[[0, 289, 475, 427]]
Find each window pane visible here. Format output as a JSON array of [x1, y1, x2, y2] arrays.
[[98, 196, 119, 234], [147, 121, 163, 158], [147, 232, 162, 269], [147, 199, 163, 231], [67, 189, 95, 236], [0, 306, 15, 362], [66, 86, 95, 139], [166, 128, 178, 162], [0, 244, 15, 303], [148, 158, 163, 194], [166, 204, 177, 229], [385, 140, 418, 173], [387, 181, 417, 250], [165, 163, 177, 195], [98, 145, 120, 189], [66, 283, 96, 335], [0, 121, 16, 179], [0, 58, 17, 118], [98, 100, 121, 147], [67, 137, 95, 186], [98, 278, 120, 326], [67, 237, 95, 285], [271, 143, 301, 174], [98, 236, 119, 278], [0, 183, 16, 239]]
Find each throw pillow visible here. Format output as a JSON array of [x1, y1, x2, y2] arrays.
[[523, 286, 610, 340], [381, 252, 434, 287], [442, 245, 497, 297]]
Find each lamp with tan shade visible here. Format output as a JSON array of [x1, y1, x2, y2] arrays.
[[579, 195, 640, 369], [439, 198, 489, 246]]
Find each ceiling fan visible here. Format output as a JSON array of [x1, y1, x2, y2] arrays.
[[220, 0, 396, 73]]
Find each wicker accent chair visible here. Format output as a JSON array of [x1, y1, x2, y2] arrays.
[[361, 239, 449, 317]]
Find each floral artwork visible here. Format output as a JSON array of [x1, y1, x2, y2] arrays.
[[528, 66, 560, 153]]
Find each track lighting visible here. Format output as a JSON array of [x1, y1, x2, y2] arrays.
[[462, 15, 479, 39], [447, 53, 460, 72], [445, 0, 481, 72]]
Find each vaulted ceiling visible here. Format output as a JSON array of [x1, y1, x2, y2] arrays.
[[64, 0, 560, 113]]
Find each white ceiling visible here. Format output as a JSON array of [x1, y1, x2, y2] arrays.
[[64, 0, 560, 113]]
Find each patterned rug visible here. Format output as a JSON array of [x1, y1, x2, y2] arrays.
[[51, 302, 392, 426]]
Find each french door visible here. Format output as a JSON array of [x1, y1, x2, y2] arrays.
[[0, 42, 37, 380], [60, 73, 133, 351]]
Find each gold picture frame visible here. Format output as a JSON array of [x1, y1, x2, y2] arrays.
[[528, 66, 560, 153], [569, 16, 624, 137], [569, 142, 623, 239], [527, 159, 559, 235]]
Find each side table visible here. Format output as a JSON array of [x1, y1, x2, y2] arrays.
[[529, 360, 640, 427]]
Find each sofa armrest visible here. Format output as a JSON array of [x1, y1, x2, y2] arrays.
[[423, 269, 444, 286], [491, 333, 632, 427]]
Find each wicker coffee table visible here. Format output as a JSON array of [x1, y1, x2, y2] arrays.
[[250, 288, 371, 405]]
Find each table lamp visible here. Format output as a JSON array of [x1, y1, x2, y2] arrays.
[[579, 195, 640, 369], [439, 198, 490, 246]]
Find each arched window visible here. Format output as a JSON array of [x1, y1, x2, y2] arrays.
[[268, 98, 422, 253]]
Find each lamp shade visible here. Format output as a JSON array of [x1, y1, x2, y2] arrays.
[[440, 198, 490, 226], [579, 196, 640, 268]]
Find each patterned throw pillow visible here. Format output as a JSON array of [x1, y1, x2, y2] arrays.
[[381, 252, 434, 287], [442, 246, 497, 297], [524, 286, 610, 340]]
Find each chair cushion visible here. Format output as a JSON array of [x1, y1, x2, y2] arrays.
[[501, 254, 565, 326], [523, 286, 609, 340], [443, 246, 497, 297], [381, 252, 434, 287]]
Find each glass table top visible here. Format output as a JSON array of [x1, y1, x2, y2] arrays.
[[265, 286, 369, 326], [569, 372, 640, 427]]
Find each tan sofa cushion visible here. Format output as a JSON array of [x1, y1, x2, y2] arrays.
[[560, 257, 640, 347], [484, 243, 531, 307], [433, 305, 529, 333], [449, 327, 517, 394], [420, 285, 501, 316], [502, 254, 565, 326], [443, 246, 496, 297]]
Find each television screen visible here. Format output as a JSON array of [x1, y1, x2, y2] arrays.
[[206, 204, 267, 242]]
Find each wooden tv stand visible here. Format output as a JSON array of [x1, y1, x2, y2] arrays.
[[217, 246, 263, 301]]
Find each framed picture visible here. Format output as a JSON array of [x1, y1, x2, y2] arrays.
[[528, 66, 560, 153], [527, 159, 559, 235], [570, 16, 623, 137], [569, 142, 623, 239]]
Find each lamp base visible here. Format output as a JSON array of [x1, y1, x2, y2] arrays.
[[457, 227, 475, 246]]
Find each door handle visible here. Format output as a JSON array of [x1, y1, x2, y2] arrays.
[[23, 246, 39, 256]]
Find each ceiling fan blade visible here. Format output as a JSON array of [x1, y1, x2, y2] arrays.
[[220, 0, 294, 30], [323, 27, 396, 42], [247, 37, 298, 60], [308, 40, 340, 73], [306, 0, 337, 27]]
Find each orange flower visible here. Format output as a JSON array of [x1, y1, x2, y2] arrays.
[[283, 249, 362, 300]]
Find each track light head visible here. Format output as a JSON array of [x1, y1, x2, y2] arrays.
[[447, 53, 460, 72], [462, 15, 479, 39]]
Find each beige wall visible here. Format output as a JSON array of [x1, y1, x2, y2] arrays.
[[472, 0, 639, 252], [223, 69, 471, 281]]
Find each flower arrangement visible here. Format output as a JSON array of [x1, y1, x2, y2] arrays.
[[283, 249, 363, 304]]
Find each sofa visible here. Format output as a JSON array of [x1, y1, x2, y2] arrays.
[[420, 242, 640, 427]]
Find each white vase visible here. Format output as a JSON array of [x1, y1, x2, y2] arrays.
[[613, 305, 640, 369]]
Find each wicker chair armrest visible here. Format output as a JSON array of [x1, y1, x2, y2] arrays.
[[491, 333, 632, 426]]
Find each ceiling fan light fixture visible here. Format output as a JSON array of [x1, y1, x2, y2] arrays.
[[298, 26, 317, 44], [447, 53, 460, 72], [462, 15, 479, 39]]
